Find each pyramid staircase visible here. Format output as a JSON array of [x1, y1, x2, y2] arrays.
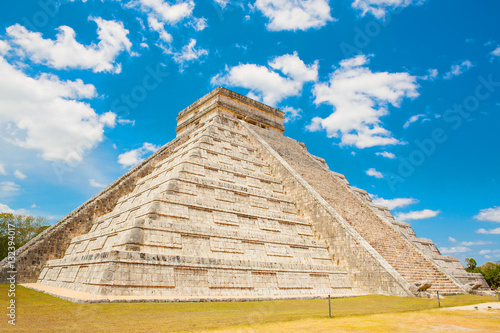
[[250, 125, 464, 294]]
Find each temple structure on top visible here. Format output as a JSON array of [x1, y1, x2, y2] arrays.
[[0, 87, 487, 301]]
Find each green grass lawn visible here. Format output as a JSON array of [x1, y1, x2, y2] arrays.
[[0, 285, 498, 332]]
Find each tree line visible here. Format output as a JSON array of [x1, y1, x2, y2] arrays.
[[0, 213, 49, 261], [465, 257, 500, 288]]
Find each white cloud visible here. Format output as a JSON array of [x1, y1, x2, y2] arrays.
[[309, 54, 419, 148], [189, 17, 208, 31], [30, 203, 37, 208], [439, 246, 471, 254], [269, 52, 319, 82], [282, 106, 302, 123], [254, 0, 333, 31], [460, 241, 492, 246], [395, 209, 439, 221], [403, 114, 427, 129], [148, 15, 173, 45], [0, 181, 20, 192], [0, 202, 29, 214], [375, 151, 395, 159], [137, 0, 206, 57], [370, 195, 418, 210], [173, 39, 208, 69], [352, 0, 425, 19], [0, 39, 11, 55], [491, 46, 500, 57], [443, 60, 474, 80], [476, 228, 500, 235], [138, 0, 195, 25], [214, 0, 229, 9], [7, 18, 132, 73], [474, 206, 500, 223], [100, 112, 117, 127], [366, 168, 383, 179], [89, 179, 106, 188], [14, 170, 27, 180], [421, 68, 438, 81], [0, 162, 6, 175], [212, 52, 318, 106], [117, 118, 135, 126], [448, 237, 457, 243], [0, 56, 116, 163], [118, 142, 160, 168], [235, 44, 248, 51], [480, 250, 500, 257]]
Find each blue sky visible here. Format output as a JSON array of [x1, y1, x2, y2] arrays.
[[0, 0, 499, 265]]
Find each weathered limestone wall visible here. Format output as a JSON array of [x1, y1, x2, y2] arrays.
[[176, 87, 285, 136], [0, 134, 190, 283]]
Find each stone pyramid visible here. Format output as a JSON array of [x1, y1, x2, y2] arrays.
[[1, 87, 487, 300]]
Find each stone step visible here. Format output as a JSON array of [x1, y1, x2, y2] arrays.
[[44, 251, 349, 276], [72, 218, 325, 253]]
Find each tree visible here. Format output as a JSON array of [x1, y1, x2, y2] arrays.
[[464, 257, 477, 272], [0, 213, 49, 261], [480, 262, 500, 288], [464, 258, 500, 288]]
